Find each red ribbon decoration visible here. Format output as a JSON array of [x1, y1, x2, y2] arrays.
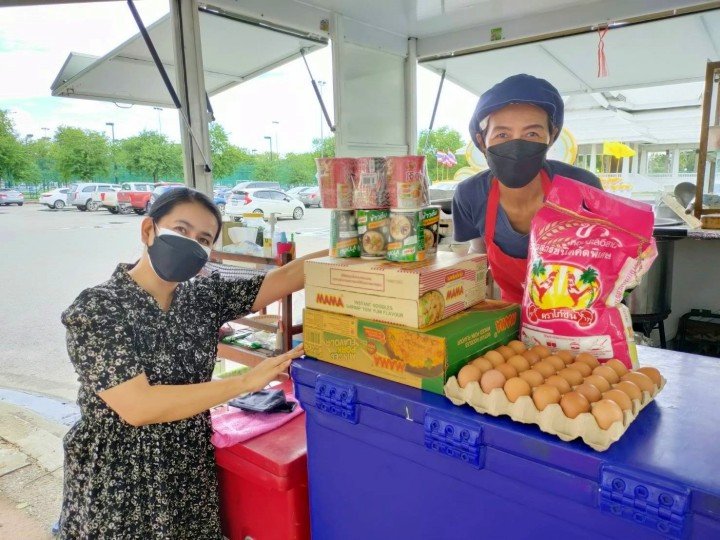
[[597, 26, 609, 78]]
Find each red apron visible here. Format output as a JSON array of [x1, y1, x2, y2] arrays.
[[485, 171, 552, 303]]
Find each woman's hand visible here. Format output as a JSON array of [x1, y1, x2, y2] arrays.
[[241, 343, 305, 393]]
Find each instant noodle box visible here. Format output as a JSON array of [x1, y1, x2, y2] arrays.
[[302, 300, 520, 395], [304, 252, 488, 328]]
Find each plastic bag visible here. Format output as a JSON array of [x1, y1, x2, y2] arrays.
[[521, 176, 657, 368]]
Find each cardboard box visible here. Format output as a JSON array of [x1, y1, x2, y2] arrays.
[[304, 252, 488, 328], [303, 301, 520, 395]]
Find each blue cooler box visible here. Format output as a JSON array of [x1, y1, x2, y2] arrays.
[[292, 347, 720, 539]]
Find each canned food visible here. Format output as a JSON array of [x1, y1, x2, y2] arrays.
[[386, 156, 429, 208], [386, 208, 426, 262], [316, 158, 354, 209], [420, 206, 440, 257], [357, 209, 390, 259], [329, 210, 360, 258], [353, 158, 389, 209]]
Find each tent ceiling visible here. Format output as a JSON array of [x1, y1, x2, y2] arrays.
[[51, 9, 327, 108], [422, 10, 720, 96], [422, 11, 718, 145]]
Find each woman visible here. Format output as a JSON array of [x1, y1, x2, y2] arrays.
[[452, 74, 602, 303], [59, 187, 319, 538]]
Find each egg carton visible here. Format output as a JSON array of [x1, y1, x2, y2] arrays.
[[444, 376, 665, 452]]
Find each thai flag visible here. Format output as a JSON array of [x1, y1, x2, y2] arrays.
[[445, 151, 457, 166], [436, 151, 448, 164]]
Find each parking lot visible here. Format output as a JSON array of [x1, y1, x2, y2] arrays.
[[0, 202, 330, 401]]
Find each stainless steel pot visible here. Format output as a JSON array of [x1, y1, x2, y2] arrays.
[[625, 238, 676, 315]]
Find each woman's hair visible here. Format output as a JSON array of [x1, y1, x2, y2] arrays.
[[148, 187, 223, 242]]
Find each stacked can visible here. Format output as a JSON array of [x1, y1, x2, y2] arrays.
[[316, 157, 354, 209], [315, 156, 436, 262]]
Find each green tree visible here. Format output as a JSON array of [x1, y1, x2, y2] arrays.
[[119, 130, 183, 182], [26, 137, 56, 187], [51, 126, 111, 181], [251, 155, 281, 182], [0, 109, 37, 185], [209, 123, 253, 180], [417, 126, 468, 182], [312, 136, 335, 158], [283, 152, 317, 186]]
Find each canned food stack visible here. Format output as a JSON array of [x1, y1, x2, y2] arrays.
[[316, 156, 439, 263]]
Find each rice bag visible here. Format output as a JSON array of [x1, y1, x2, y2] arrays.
[[521, 176, 657, 369]]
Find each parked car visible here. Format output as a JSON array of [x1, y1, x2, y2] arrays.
[[429, 181, 460, 214], [298, 186, 321, 207], [286, 186, 309, 197], [39, 188, 69, 209], [213, 188, 231, 214], [147, 183, 185, 213], [116, 182, 158, 215], [230, 181, 282, 191], [225, 188, 305, 221], [67, 182, 120, 211], [0, 188, 24, 206]]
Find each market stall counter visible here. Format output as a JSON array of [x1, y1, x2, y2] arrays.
[[292, 347, 720, 539]]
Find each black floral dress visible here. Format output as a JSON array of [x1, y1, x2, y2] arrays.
[[59, 264, 264, 539]]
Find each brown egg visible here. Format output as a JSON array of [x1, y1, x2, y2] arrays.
[[521, 349, 541, 365], [560, 391, 591, 419], [545, 375, 572, 394], [495, 363, 518, 380], [504, 377, 532, 403], [557, 367, 584, 387], [480, 369, 507, 394], [531, 345, 551, 359], [508, 340, 527, 354], [484, 350, 505, 367], [575, 352, 600, 369], [556, 350, 575, 365], [471, 357, 494, 374], [602, 389, 632, 412], [457, 365, 482, 388], [507, 355, 530, 373], [592, 399, 624, 430], [519, 369, 545, 388], [545, 355, 566, 371], [636, 367, 662, 387], [593, 365, 620, 385], [613, 380, 642, 401], [622, 372, 655, 394], [496, 345, 516, 360], [574, 382, 602, 403], [568, 361, 592, 377], [532, 360, 556, 378], [584, 374, 611, 393], [532, 385, 561, 411], [605, 358, 629, 378]]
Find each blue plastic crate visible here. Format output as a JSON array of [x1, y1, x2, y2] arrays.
[[293, 347, 720, 539]]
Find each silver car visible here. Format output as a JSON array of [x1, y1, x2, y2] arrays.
[[0, 188, 24, 206], [298, 186, 321, 207], [67, 182, 119, 212]]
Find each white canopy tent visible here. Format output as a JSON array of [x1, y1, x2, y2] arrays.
[[25, 0, 720, 189]]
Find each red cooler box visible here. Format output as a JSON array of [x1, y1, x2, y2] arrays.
[[215, 384, 310, 540]]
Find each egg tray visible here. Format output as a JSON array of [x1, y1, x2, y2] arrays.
[[444, 376, 665, 452]]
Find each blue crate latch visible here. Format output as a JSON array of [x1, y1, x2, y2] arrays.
[[423, 411, 486, 469], [315, 375, 359, 424]]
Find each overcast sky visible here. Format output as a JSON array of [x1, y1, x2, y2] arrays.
[[0, 0, 479, 155]]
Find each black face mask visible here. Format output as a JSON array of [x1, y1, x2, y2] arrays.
[[485, 139, 549, 189], [147, 226, 210, 283]]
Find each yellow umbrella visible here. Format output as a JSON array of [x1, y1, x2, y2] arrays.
[[602, 141, 636, 159]]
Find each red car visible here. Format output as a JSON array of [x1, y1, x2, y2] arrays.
[[118, 182, 182, 215]]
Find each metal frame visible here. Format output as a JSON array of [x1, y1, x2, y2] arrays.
[[694, 60, 720, 217]]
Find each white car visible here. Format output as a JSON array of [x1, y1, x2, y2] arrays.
[[67, 182, 120, 212], [225, 188, 305, 221], [39, 188, 69, 209]]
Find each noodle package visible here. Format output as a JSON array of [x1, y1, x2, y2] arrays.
[[520, 177, 657, 369]]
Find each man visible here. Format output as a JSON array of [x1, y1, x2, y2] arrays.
[[452, 73, 602, 303]]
